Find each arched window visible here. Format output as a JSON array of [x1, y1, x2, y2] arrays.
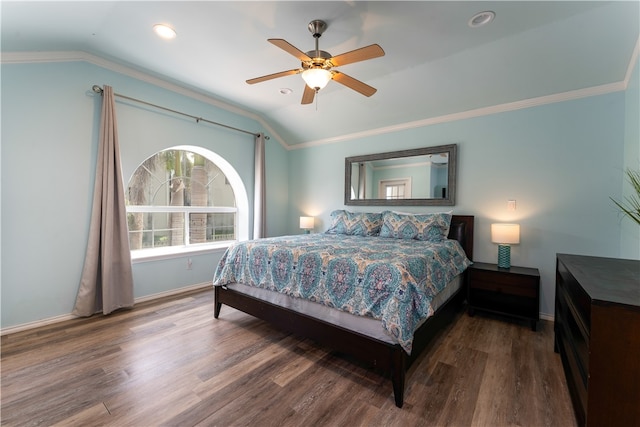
[[126, 145, 248, 258]]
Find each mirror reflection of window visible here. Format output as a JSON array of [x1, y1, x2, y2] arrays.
[[386, 184, 404, 199], [379, 178, 411, 199]]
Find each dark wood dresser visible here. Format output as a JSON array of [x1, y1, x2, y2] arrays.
[[555, 254, 640, 427]]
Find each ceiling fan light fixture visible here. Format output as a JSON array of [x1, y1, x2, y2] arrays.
[[153, 24, 177, 40], [302, 68, 332, 91], [247, 19, 384, 104]]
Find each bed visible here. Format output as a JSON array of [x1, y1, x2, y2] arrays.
[[213, 211, 474, 407]]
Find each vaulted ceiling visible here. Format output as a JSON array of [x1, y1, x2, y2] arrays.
[[2, 1, 638, 147]]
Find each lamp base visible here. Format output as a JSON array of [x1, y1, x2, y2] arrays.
[[497, 244, 511, 268], [304, 230, 310, 234]]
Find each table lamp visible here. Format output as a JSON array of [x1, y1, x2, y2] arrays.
[[300, 216, 314, 234], [491, 223, 520, 268]]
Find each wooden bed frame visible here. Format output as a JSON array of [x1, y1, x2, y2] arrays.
[[213, 215, 474, 408]]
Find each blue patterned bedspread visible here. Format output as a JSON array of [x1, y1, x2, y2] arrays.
[[212, 234, 471, 354]]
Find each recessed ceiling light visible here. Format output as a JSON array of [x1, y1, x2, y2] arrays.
[[279, 88, 293, 95], [468, 11, 495, 28], [153, 24, 177, 40]]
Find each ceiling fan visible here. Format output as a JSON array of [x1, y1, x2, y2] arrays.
[[246, 19, 385, 105]]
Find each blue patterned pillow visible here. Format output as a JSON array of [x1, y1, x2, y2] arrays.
[[325, 210, 383, 236], [379, 211, 452, 242]]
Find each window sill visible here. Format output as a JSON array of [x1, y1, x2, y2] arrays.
[[131, 242, 232, 264]]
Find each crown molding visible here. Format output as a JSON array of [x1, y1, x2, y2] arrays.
[[1, 51, 289, 150], [3, 47, 636, 152], [292, 80, 628, 150], [623, 36, 639, 89]]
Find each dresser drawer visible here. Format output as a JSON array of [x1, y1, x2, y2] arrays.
[[557, 320, 588, 419], [556, 288, 589, 387], [557, 259, 591, 331], [470, 269, 538, 298]]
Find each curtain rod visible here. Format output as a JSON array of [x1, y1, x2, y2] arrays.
[[91, 85, 267, 139]]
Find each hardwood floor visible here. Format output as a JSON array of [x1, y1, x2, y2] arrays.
[[1, 288, 576, 426]]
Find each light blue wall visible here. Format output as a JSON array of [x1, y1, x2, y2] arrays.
[[1, 60, 288, 328], [621, 57, 640, 258], [1, 58, 637, 329], [289, 91, 630, 317]]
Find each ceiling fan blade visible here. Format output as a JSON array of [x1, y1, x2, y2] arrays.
[[301, 85, 316, 104], [268, 39, 312, 62], [330, 44, 385, 67], [332, 72, 377, 97], [246, 69, 301, 85]]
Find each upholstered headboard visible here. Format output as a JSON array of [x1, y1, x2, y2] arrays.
[[449, 215, 474, 261]]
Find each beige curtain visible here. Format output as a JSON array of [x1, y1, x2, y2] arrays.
[[253, 132, 266, 239], [73, 85, 134, 316]]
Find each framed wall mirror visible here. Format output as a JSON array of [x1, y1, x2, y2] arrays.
[[345, 144, 457, 206]]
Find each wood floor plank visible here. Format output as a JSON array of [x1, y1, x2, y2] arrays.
[[415, 361, 456, 420], [192, 336, 298, 400], [436, 346, 489, 426], [50, 402, 110, 427], [171, 355, 291, 426], [271, 341, 327, 387], [102, 373, 203, 426], [1, 288, 577, 426]]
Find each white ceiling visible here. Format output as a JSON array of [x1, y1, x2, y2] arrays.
[[2, 1, 638, 147]]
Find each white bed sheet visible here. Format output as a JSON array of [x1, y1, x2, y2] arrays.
[[221, 275, 461, 345]]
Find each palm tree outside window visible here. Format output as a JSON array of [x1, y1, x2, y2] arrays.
[[126, 148, 238, 254]]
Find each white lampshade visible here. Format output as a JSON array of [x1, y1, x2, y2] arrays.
[[302, 68, 332, 91], [491, 223, 520, 244], [300, 216, 315, 230]]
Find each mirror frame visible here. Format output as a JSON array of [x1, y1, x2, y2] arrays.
[[344, 144, 457, 206]]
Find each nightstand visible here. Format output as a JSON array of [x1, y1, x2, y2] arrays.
[[467, 262, 540, 330]]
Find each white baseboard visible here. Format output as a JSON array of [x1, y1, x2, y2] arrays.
[[1, 313, 80, 336], [133, 282, 212, 304], [0, 282, 212, 336], [540, 312, 554, 322]]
